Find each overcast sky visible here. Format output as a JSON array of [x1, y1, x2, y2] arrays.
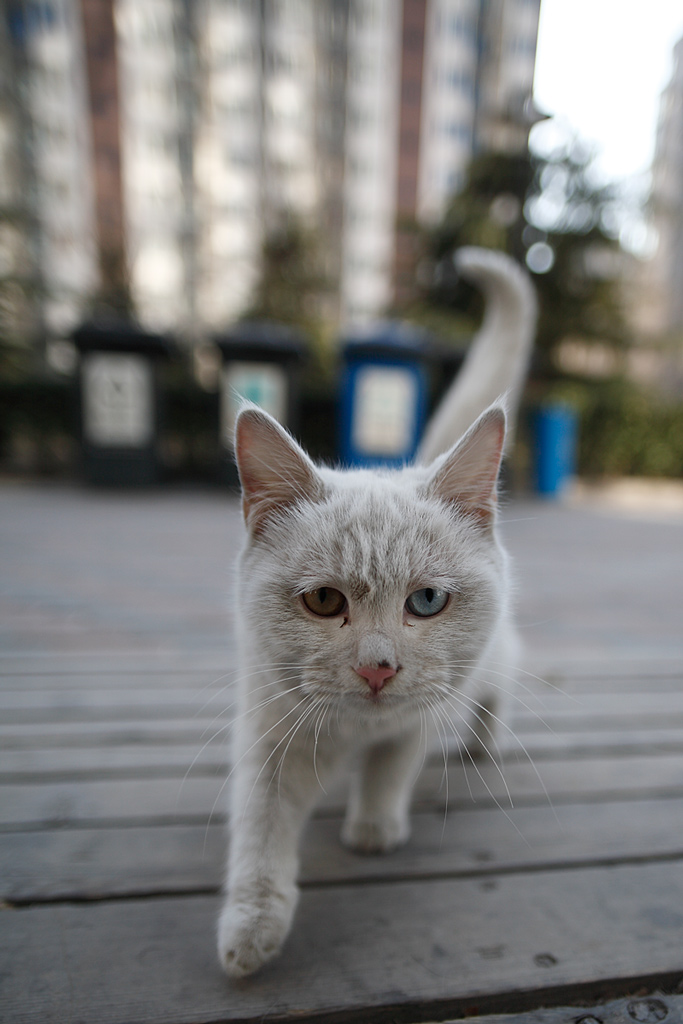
[[532, 1, 683, 185]]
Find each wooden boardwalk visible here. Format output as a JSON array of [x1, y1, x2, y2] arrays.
[[1, 483, 683, 1024]]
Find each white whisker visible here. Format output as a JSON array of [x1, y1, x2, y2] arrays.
[[273, 696, 329, 799], [432, 694, 534, 847], [433, 687, 514, 808], [438, 682, 558, 827], [202, 691, 313, 855], [424, 694, 459, 812], [313, 703, 330, 793]]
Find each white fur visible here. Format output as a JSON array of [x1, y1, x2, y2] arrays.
[[418, 247, 536, 463], [217, 248, 535, 978]]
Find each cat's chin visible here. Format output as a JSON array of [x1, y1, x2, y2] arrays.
[[342, 689, 415, 719], [359, 690, 405, 706]]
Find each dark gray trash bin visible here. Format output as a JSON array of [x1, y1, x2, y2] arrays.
[[73, 318, 173, 486], [214, 321, 306, 485]]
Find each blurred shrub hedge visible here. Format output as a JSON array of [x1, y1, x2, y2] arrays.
[[1, 372, 682, 481], [522, 377, 683, 479]]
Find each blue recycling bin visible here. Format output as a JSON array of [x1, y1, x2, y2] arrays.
[[339, 323, 436, 468], [533, 404, 578, 496], [339, 322, 433, 468]]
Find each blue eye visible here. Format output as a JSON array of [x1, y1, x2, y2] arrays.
[[405, 588, 449, 617]]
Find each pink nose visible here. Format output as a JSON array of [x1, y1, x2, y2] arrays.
[[354, 664, 397, 694]]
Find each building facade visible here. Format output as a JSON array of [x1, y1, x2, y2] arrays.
[[650, 36, 683, 336], [1, 0, 96, 355], [1, 0, 541, 348]]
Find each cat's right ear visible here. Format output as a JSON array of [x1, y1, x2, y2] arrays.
[[425, 405, 506, 528], [234, 406, 323, 536]]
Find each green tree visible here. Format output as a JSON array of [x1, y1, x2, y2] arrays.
[[243, 217, 334, 384], [406, 142, 632, 377], [244, 218, 329, 333]]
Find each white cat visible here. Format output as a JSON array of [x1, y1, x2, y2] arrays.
[[217, 247, 536, 978]]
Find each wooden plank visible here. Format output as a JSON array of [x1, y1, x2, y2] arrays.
[[448, 993, 683, 1024], [0, 670, 234, 691], [2, 670, 681, 702], [0, 687, 233, 712], [513, 691, 683, 715], [542, 676, 683, 696], [0, 775, 226, 829], [5, 687, 683, 728], [3, 753, 683, 830], [516, 710, 683, 732], [4, 725, 683, 766], [2, 671, 681, 710], [3, 678, 683, 709], [1, 659, 680, 691], [3, 676, 683, 739], [4, 728, 683, 780], [0, 743, 226, 780], [0, 701, 223, 724], [0, 699, 230, 724], [0, 652, 233, 676], [0, 719, 223, 748], [0, 743, 224, 779], [525, 656, 683, 681], [3, 797, 683, 903], [500, 730, 683, 756], [2, 861, 683, 1023], [3, 704, 683, 753]]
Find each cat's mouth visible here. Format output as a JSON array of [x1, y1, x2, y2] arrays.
[[357, 686, 408, 708], [362, 691, 387, 704]]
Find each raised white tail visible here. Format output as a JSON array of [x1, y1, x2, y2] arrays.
[[417, 247, 536, 464]]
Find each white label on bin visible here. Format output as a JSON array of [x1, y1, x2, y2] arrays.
[[82, 353, 153, 447], [221, 362, 287, 447], [352, 365, 417, 457]]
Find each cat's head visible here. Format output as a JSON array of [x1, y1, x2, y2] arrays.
[[233, 404, 508, 717]]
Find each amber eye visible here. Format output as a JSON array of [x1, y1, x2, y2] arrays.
[[301, 587, 347, 617], [405, 587, 449, 617]]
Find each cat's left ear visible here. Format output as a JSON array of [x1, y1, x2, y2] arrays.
[[234, 405, 324, 535], [425, 405, 506, 527]]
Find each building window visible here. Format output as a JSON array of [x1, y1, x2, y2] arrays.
[[444, 122, 472, 145], [446, 68, 474, 95], [449, 14, 477, 46], [509, 35, 537, 58]]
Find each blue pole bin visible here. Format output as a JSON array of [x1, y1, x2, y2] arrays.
[[533, 404, 578, 497], [339, 322, 433, 468]]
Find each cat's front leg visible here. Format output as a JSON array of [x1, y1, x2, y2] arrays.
[[342, 724, 424, 854], [218, 733, 338, 978]]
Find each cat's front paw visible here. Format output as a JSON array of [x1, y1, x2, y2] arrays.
[[217, 889, 297, 978], [341, 814, 410, 854]]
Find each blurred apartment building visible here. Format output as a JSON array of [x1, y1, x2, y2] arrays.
[[0, 0, 540, 349], [650, 36, 683, 336], [0, 0, 97, 349]]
